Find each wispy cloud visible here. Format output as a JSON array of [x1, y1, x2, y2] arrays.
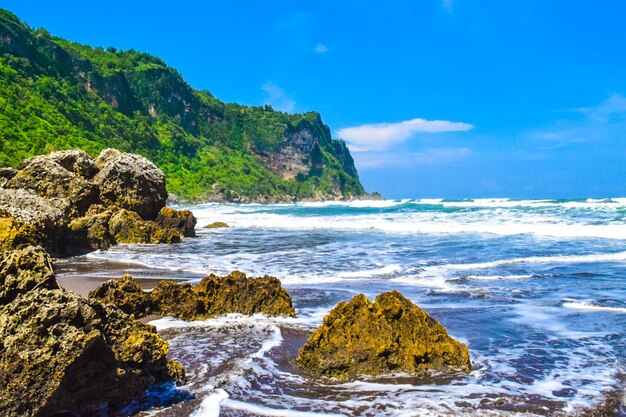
[[337, 118, 474, 152], [528, 93, 626, 146], [441, 0, 454, 12], [262, 82, 296, 113], [314, 43, 329, 53], [354, 147, 473, 169]]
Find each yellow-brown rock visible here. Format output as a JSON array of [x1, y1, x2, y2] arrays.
[[108, 209, 183, 244], [0, 245, 59, 305], [0, 215, 41, 250], [297, 290, 471, 381], [155, 206, 197, 237], [204, 221, 229, 228], [88, 274, 153, 318]]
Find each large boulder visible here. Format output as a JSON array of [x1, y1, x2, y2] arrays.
[[0, 289, 185, 417], [0, 214, 41, 251], [0, 188, 69, 231], [150, 281, 199, 320], [47, 149, 98, 179], [93, 149, 168, 220], [67, 205, 116, 252], [155, 206, 197, 237], [108, 209, 183, 244], [297, 290, 471, 381], [89, 274, 153, 318], [0, 246, 59, 305], [7, 155, 99, 215]]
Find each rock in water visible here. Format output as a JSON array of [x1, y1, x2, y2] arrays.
[[93, 149, 168, 220], [0, 245, 59, 305], [88, 274, 153, 318], [297, 290, 471, 380], [0, 289, 185, 417], [155, 206, 197, 237], [204, 221, 229, 229], [94, 272, 296, 320]]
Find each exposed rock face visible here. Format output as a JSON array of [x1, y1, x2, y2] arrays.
[[0, 289, 185, 417], [0, 149, 194, 256], [0, 245, 59, 305], [109, 209, 183, 244], [88, 274, 153, 318], [297, 290, 471, 381], [252, 128, 321, 180], [93, 148, 168, 220], [204, 221, 229, 229], [91, 272, 296, 320], [155, 206, 197, 237]]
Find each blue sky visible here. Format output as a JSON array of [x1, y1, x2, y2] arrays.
[[4, 0, 626, 198]]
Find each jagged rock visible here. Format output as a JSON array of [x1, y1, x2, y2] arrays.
[[93, 149, 168, 220], [7, 155, 99, 215], [194, 271, 296, 318], [0, 188, 69, 231], [0, 245, 59, 305], [0, 167, 16, 187], [67, 205, 115, 251], [152, 271, 296, 320], [155, 206, 197, 237], [108, 209, 182, 244], [150, 281, 199, 320], [204, 221, 229, 228], [297, 290, 471, 381], [89, 274, 152, 318], [98, 272, 296, 321], [0, 289, 185, 417], [47, 149, 98, 179], [0, 214, 41, 250]]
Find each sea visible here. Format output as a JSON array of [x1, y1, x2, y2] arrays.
[[57, 198, 626, 416]]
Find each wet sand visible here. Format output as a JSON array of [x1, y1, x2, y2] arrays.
[[54, 256, 204, 297]]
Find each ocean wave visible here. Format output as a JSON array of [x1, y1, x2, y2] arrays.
[[562, 299, 626, 314], [336, 264, 402, 278]]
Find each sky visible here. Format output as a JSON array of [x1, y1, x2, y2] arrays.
[[4, 0, 626, 198]]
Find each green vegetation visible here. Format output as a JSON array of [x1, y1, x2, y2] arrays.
[[0, 9, 366, 201]]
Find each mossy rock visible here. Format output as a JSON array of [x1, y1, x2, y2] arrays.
[[297, 290, 471, 381], [89, 274, 153, 318], [151, 281, 201, 320], [155, 206, 197, 237], [0, 289, 185, 416], [0, 215, 42, 250], [0, 245, 59, 305], [108, 208, 183, 244], [67, 205, 115, 251], [204, 221, 229, 229]]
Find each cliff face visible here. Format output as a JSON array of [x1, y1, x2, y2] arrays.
[[0, 9, 366, 201]]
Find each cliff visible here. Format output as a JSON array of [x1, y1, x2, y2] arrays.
[[0, 9, 367, 202]]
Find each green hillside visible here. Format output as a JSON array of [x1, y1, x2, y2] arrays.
[[0, 9, 366, 201]]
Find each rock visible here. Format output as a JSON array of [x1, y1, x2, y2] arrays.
[[204, 221, 229, 228], [7, 155, 99, 215], [151, 271, 296, 320], [108, 209, 183, 244], [89, 274, 152, 318], [297, 290, 471, 381], [0, 289, 185, 417], [0, 188, 69, 231], [0, 245, 59, 305], [151, 281, 199, 320], [93, 149, 168, 220], [155, 206, 197, 237], [67, 205, 115, 252], [47, 149, 98, 179], [0, 215, 41, 250], [0, 167, 16, 187]]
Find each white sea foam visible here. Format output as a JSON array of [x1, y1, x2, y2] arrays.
[[466, 274, 534, 280], [221, 399, 346, 417], [562, 299, 626, 313], [190, 389, 229, 417], [336, 264, 402, 278]]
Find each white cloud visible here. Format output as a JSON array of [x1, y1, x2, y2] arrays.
[[314, 43, 329, 53], [354, 147, 473, 169], [337, 117, 474, 152], [528, 93, 626, 146], [262, 82, 296, 113]]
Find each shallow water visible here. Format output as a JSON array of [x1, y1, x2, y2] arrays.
[[57, 199, 626, 416]]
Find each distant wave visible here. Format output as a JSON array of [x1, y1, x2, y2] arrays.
[[562, 299, 626, 314]]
